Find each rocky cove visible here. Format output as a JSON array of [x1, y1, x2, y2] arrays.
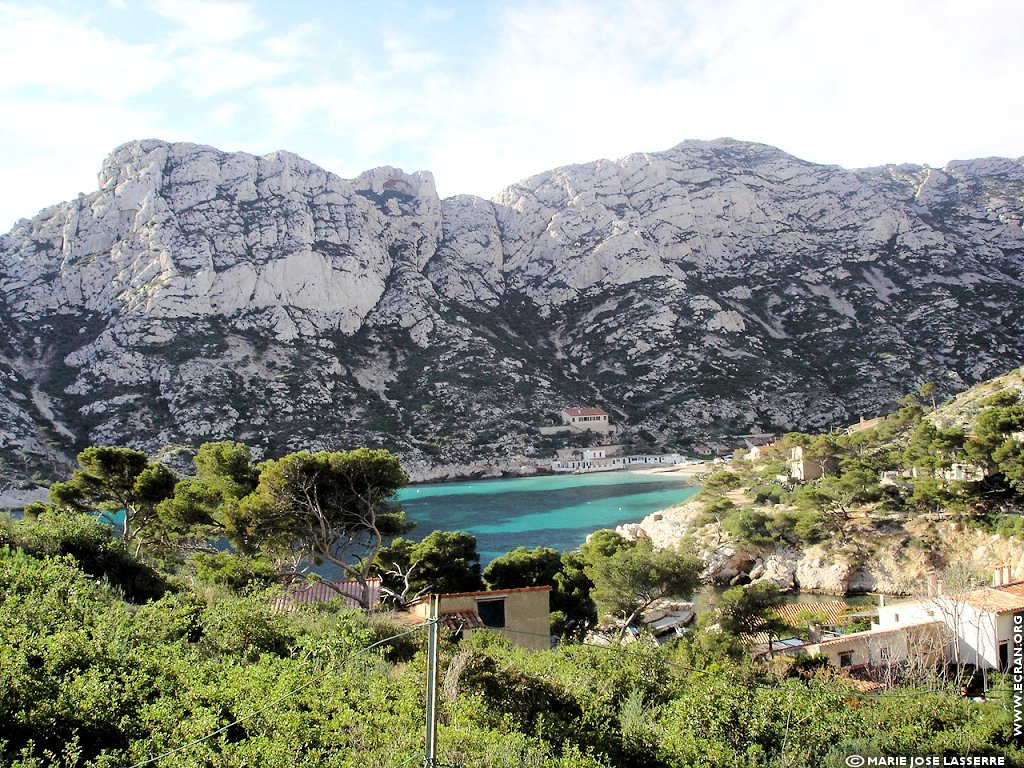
[[616, 500, 1024, 596]]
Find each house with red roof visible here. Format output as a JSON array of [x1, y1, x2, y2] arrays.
[[872, 564, 1024, 671], [775, 565, 1024, 674]]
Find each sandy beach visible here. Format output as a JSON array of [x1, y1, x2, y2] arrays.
[[630, 461, 712, 480]]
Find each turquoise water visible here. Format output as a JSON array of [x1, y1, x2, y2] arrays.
[[395, 471, 699, 562]]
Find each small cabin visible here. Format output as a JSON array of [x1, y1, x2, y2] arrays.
[[408, 586, 551, 650]]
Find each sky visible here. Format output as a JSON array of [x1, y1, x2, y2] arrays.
[[1, 0, 1022, 232]]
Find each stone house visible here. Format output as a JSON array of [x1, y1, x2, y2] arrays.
[[797, 620, 946, 671], [740, 433, 778, 449], [744, 442, 777, 463], [846, 416, 884, 435], [788, 446, 834, 481], [943, 462, 988, 482], [408, 586, 551, 650], [907, 463, 988, 483], [560, 407, 615, 434]]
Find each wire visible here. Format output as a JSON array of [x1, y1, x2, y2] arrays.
[[779, 689, 794, 767], [386, 753, 423, 768], [127, 621, 429, 768]]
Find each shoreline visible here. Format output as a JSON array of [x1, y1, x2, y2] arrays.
[[625, 461, 711, 480], [405, 459, 711, 486]]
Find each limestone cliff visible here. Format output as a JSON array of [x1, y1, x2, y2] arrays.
[[1, 138, 1023, 483], [617, 502, 1024, 595]]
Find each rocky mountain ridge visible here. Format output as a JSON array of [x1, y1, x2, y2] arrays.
[[1, 138, 1023, 485]]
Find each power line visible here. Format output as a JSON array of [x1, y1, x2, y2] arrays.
[[126, 622, 429, 768], [121, 614, 989, 768], [385, 754, 422, 768]]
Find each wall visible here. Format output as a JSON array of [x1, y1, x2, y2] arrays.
[[412, 587, 551, 650]]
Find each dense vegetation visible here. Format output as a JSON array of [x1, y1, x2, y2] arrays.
[[696, 387, 1024, 552], [4, 384, 1023, 765], [1, 511, 1019, 767]]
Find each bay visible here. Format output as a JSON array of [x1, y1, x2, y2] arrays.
[[395, 471, 699, 562]]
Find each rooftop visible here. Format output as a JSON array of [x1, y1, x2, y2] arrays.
[[440, 609, 486, 630], [775, 600, 852, 627], [562, 407, 608, 417], [816, 620, 943, 647], [270, 577, 381, 611], [961, 582, 1024, 614]]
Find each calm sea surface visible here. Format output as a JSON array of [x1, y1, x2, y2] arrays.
[[395, 471, 700, 562]]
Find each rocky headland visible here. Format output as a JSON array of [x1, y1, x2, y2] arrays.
[[617, 499, 1024, 595]]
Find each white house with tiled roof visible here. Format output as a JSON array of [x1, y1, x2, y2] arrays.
[[775, 566, 1024, 673], [873, 565, 1024, 671], [560, 407, 615, 434], [798, 620, 946, 672]]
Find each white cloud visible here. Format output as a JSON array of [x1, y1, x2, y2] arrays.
[[0, 97, 165, 225], [174, 47, 294, 97], [0, 0, 1020, 229], [263, 21, 320, 60], [453, 0, 1024, 180], [0, 3, 174, 100], [151, 0, 265, 47]]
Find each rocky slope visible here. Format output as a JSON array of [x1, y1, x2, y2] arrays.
[[617, 501, 1024, 595], [1, 138, 1023, 486]]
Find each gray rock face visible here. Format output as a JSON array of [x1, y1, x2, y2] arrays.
[[1, 138, 1023, 481]]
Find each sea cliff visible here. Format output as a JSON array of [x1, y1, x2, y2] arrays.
[[617, 500, 1024, 595]]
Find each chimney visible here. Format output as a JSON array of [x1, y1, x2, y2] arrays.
[[879, 594, 885, 608], [993, 564, 1010, 587], [808, 622, 822, 644]]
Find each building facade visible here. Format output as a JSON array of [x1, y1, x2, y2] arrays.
[[560, 407, 615, 434], [409, 586, 551, 650]]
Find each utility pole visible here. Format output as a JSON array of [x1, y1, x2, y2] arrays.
[[424, 594, 439, 768]]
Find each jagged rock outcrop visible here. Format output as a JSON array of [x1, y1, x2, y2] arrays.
[[1, 138, 1023, 483], [617, 503, 1024, 595]]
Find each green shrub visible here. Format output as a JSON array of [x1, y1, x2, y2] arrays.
[[1, 511, 169, 602]]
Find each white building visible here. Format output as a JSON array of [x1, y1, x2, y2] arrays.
[[560, 407, 615, 434], [549, 453, 683, 474], [873, 565, 1024, 671], [788, 446, 831, 481], [775, 565, 1024, 674]]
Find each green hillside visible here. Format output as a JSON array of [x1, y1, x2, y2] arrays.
[[1, 511, 1018, 768]]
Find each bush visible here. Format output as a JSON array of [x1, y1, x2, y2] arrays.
[[192, 551, 278, 591], [722, 509, 774, 547], [753, 483, 789, 506], [1, 511, 169, 602], [793, 510, 833, 544], [198, 593, 294, 660]]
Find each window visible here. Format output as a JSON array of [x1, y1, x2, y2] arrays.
[[839, 651, 853, 668], [477, 598, 506, 628], [879, 647, 890, 663]]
